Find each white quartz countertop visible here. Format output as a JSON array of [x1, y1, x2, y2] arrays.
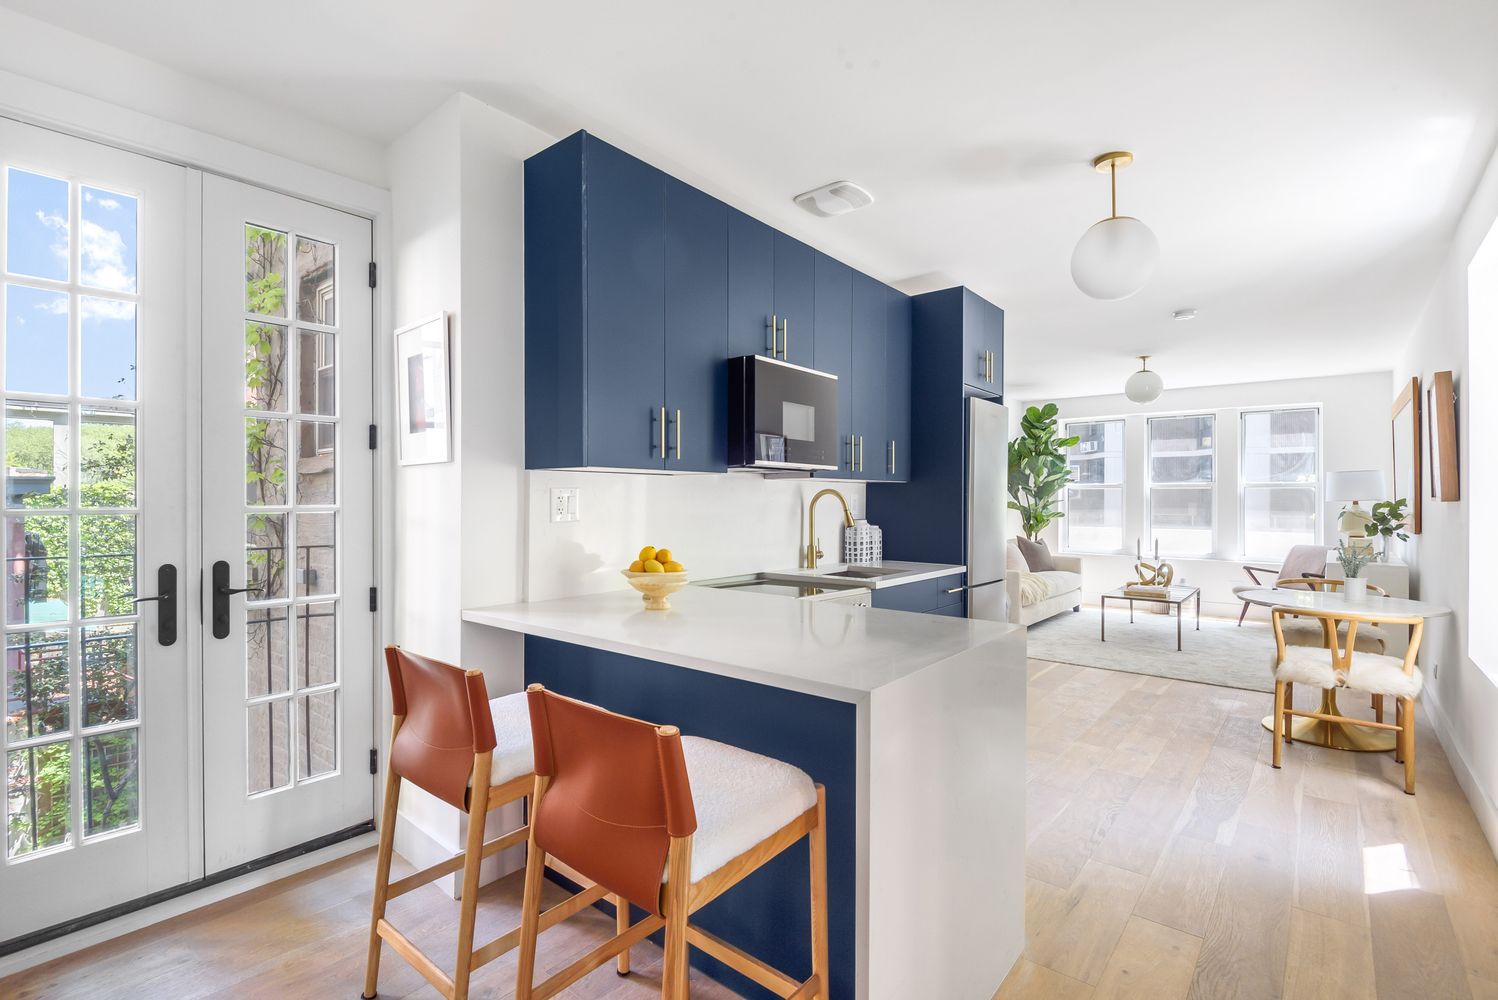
[[760, 560, 966, 589], [462, 586, 1018, 703]]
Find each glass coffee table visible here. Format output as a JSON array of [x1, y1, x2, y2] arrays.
[[1100, 585, 1201, 651]]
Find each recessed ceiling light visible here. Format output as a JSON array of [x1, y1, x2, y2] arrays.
[[793, 181, 875, 218], [1172, 308, 1197, 321]]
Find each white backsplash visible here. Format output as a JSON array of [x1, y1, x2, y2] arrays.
[[525, 471, 868, 602]]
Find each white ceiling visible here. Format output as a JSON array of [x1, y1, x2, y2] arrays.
[[8, 0, 1497, 399]]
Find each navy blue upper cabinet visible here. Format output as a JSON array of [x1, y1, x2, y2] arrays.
[[849, 272, 887, 481], [961, 288, 1004, 392], [727, 209, 775, 360], [664, 177, 729, 472], [772, 233, 816, 368], [813, 253, 853, 474], [884, 286, 912, 482]]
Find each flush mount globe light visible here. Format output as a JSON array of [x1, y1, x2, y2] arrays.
[[1071, 151, 1159, 300], [1124, 355, 1164, 404]]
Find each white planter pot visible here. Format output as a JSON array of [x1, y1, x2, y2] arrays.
[[1344, 577, 1368, 602]]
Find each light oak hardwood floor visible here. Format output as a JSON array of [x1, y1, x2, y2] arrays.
[[3, 659, 1496, 999]]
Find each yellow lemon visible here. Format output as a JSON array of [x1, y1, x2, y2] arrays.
[[638, 546, 657, 564], [628, 560, 644, 573], [655, 548, 673, 564], [643, 559, 665, 573], [663, 561, 685, 573]]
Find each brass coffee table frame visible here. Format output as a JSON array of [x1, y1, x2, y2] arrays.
[[1099, 586, 1201, 652]]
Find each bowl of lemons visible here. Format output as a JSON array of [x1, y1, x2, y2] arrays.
[[622, 545, 688, 611]]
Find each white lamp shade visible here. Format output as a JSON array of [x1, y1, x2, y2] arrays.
[[1124, 366, 1164, 403], [1071, 215, 1160, 300], [1326, 469, 1388, 502]]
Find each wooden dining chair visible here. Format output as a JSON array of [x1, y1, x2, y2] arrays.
[[513, 684, 829, 1000], [363, 647, 627, 1000], [1276, 577, 1394, 719], [1270, 607, 1425, 793]]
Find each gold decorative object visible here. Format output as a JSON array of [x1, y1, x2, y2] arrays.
[[1133, 539, 1174, 587]]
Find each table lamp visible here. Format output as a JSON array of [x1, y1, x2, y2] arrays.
[[1326, 469, 1387, 537]]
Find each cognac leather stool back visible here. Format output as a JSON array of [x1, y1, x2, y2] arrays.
[[515, 684, 829, 1000], [384, 646, 497, 809]]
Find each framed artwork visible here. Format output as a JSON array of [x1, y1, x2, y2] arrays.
[[1391, 376, 1422, 534], [1430, 370, 1459, 501], [394, 312, 452, 465]]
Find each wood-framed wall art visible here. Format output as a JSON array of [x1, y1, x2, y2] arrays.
[[1429, 370, 1459, 501], [394, 312, 453, 465], [1392, 376, 1422, 534]]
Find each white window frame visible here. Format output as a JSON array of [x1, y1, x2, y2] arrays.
[[1238, 405, 1322, 560], [1061, 418, 1127, 554], [1146, 412, 1217, 557]]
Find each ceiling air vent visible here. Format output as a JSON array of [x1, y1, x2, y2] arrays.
[[793, 181, 875, 218]]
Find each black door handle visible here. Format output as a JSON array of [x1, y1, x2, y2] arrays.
[[211, 560, 261, 639], [131, 564, 177, 646]]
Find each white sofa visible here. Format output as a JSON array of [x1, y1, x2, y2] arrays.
[[1005, 541, 1083, 627]]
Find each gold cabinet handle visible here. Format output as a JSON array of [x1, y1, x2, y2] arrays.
[[782, 317, 789, 359], [890, 439, 896, 476], [857, 435, 864, 472], [675, 408, 682, 460], [659, 405, 666, 457], [980, 352, 988, 380], [770, 314, 778, 356]]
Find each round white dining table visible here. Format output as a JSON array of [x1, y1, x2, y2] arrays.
[[1239, 586, 1451, 752]]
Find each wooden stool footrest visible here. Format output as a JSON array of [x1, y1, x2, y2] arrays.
[[377, 918, 455, 999], [471, 881, 610, 969], [533, 914, 666, 1000], [687, 924, 803, 996], [385, 824, 531, 901]]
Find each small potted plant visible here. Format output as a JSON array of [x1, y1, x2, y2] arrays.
[[1336, 539, 1376, 600], [1365, 499, 1410, 562]]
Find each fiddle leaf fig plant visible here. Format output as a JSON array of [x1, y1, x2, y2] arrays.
[[1365, 497, 1410, 561], [1007, 403, 1080, 541]]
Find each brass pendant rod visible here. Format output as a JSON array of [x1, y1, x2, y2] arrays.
[[1110, 161, 1118, 219]]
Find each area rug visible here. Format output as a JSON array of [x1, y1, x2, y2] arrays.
[[1025, 607, 1275, 693]]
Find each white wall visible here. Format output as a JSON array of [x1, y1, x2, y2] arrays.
[[385, 94, 551, 886], [1395, 139, 1498, 857], [1019, 371, 1393, 617], [526, 472, 868, 601]]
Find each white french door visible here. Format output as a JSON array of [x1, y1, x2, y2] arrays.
[[0, 118, 194, 941], [199, 175, 374, 874]]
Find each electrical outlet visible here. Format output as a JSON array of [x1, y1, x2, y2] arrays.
[[549, 488, 579, 523]]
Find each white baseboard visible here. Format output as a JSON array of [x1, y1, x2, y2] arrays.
[[0, 831, 377, 980], [1423, 693, 1498, 862]]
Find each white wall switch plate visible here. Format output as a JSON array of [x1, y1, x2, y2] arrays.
[[549, 487, 580, 523]]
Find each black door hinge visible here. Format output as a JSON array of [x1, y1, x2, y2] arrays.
[[368, 424, 377, 450], [369, 587, 378, 613], [368, 262, 377, 289], [369, 748, 378, 775]]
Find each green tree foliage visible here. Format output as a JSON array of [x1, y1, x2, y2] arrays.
[[1007, 403, 1080, 541]]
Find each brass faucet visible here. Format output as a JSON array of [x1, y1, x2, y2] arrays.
[[805, 488, 855, 569]]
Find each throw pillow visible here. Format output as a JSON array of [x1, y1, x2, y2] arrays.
[[1006, 540, 1027, 574], [1016, 537, 1056, 572]]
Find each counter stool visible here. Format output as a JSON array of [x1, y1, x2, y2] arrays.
[[513, 684, 829, 1000], [362, 648, 627, 1000]]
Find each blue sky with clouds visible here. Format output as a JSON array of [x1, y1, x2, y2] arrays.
[[6, 168, 138, 400]]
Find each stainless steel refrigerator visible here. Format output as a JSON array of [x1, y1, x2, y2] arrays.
[[965, 396, 1009, 621]]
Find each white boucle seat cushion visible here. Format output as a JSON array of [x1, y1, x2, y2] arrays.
[[486, 692, 536, 787], [1271, 646, 1340, 688], [1018, 571, 1082, 607], [676, 736, 818, 884], [1343, 655, 1424, 699], [1279, 618, 1389, 654]]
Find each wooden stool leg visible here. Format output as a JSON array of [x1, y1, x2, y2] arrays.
[[1272, 683, 1285, 768], [1402, 698, 1417, 795], [1394, 701, 1403, 763], [514, 777, 550, 1000], [613, 894, 631, 975], [363, 730, 403, 999], [809, 787, 829, 999], [1282, 683, 1294, 743], [1373, 694, 1384, 724], [662, 836, 693, 999], [452, 753, 492, 1000]]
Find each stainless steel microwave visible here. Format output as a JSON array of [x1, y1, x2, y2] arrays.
[[728, 355, 840, 471]]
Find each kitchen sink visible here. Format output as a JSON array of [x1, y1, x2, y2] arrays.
[[692, 573, 872, 603], [821, 567, 903, 580]]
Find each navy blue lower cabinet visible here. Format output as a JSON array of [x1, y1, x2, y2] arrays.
[[525, 636, 856, 1000], [869, 574, 966, 614]]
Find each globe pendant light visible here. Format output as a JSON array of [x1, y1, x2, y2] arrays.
[[1071, 151, 1159, 300], [1125, 355, 1164, 404]]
